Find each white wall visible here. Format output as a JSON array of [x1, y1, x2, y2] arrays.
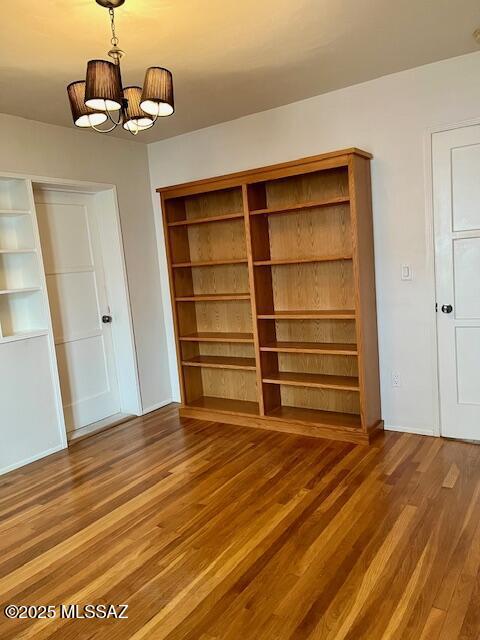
[[0, 113, 171, 413], [148, 51, 480, 435]]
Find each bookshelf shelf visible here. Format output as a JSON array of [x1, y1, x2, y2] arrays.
[[179, 331, 254, 343], [253, 255, 352, 266], [176, 293, 250, 302], [257, 309, 356, 320], [167, 212, 243, 227], [250, 195, 350, 216], [262, 371, 360, 391], [260, 341, 358, 355], [187, 396, 260, 416], [172, 258, 248, 268], [266, 405, 362, 430], [182, 355, 257, 370]]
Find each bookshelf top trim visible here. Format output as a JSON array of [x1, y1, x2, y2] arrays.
[[157, 148, 372, 199]]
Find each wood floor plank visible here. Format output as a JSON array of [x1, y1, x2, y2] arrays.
[[419, 608, 447, 640], [1, 405, 480, 639], [443, 463, 461, 489]]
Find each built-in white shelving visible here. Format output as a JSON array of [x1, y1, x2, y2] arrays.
[[0, 178, 47, 342]]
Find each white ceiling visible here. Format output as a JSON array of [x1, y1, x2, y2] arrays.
[[1, 0, 479, 143]]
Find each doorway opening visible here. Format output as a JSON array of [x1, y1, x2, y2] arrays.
[[431, 122, 480, 441], [33, 181, 141, 440]]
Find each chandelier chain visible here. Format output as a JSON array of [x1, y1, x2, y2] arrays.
[[109, 8, 119, 47]]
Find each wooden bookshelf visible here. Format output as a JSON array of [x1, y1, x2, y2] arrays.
[[158, 148, 382, 444]]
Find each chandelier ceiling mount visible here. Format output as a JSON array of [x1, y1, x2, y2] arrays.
[[95, 0, 126, 8]]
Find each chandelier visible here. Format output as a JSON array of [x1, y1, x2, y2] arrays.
[[67, 0, 174, 135]]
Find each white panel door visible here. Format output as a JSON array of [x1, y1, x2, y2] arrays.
[[433, 125, 480, 440], [35, 190, 120, 433]]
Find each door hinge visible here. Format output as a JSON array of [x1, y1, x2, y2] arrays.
[[435, 302, 438, 312]]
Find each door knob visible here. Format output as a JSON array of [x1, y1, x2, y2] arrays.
[[441, 305, 453, 314], [102, 315, 112, 323]]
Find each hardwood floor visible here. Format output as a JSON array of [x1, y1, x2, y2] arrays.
[[1, 404, 480, 639]]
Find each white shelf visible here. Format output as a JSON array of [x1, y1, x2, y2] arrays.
[[0, 249, 36, 254], [0, 209, 30, 217], [0, 330, 48, 344], [0, 287, 41, 295]]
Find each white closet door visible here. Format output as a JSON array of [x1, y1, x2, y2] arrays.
[[35, 189, 120, 433], [433, 125, 480, 440]]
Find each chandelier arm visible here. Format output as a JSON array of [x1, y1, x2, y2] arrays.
[[91, 120, 119, 133], [105, 107, 124, 126]]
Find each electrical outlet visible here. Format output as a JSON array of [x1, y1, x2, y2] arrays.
[[391, 371, 401, 388]]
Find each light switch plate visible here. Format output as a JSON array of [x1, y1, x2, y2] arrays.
[[401, 264, 412, 281]]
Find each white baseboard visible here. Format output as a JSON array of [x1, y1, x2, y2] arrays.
[[68, 413, 133, 443], [0, 443, 66, 476], [384, 423, 436, 437], [142, 399, 173, 415]]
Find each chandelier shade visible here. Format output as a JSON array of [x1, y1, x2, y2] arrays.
[[123, 86, 155, 132], [67, 81, 108, 128], [85, 59, 123, 112], [140, 67, 174, 117]]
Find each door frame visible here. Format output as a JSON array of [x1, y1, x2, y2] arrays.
[[26, 173, 143, 436], [425, 116, 480, 438]]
